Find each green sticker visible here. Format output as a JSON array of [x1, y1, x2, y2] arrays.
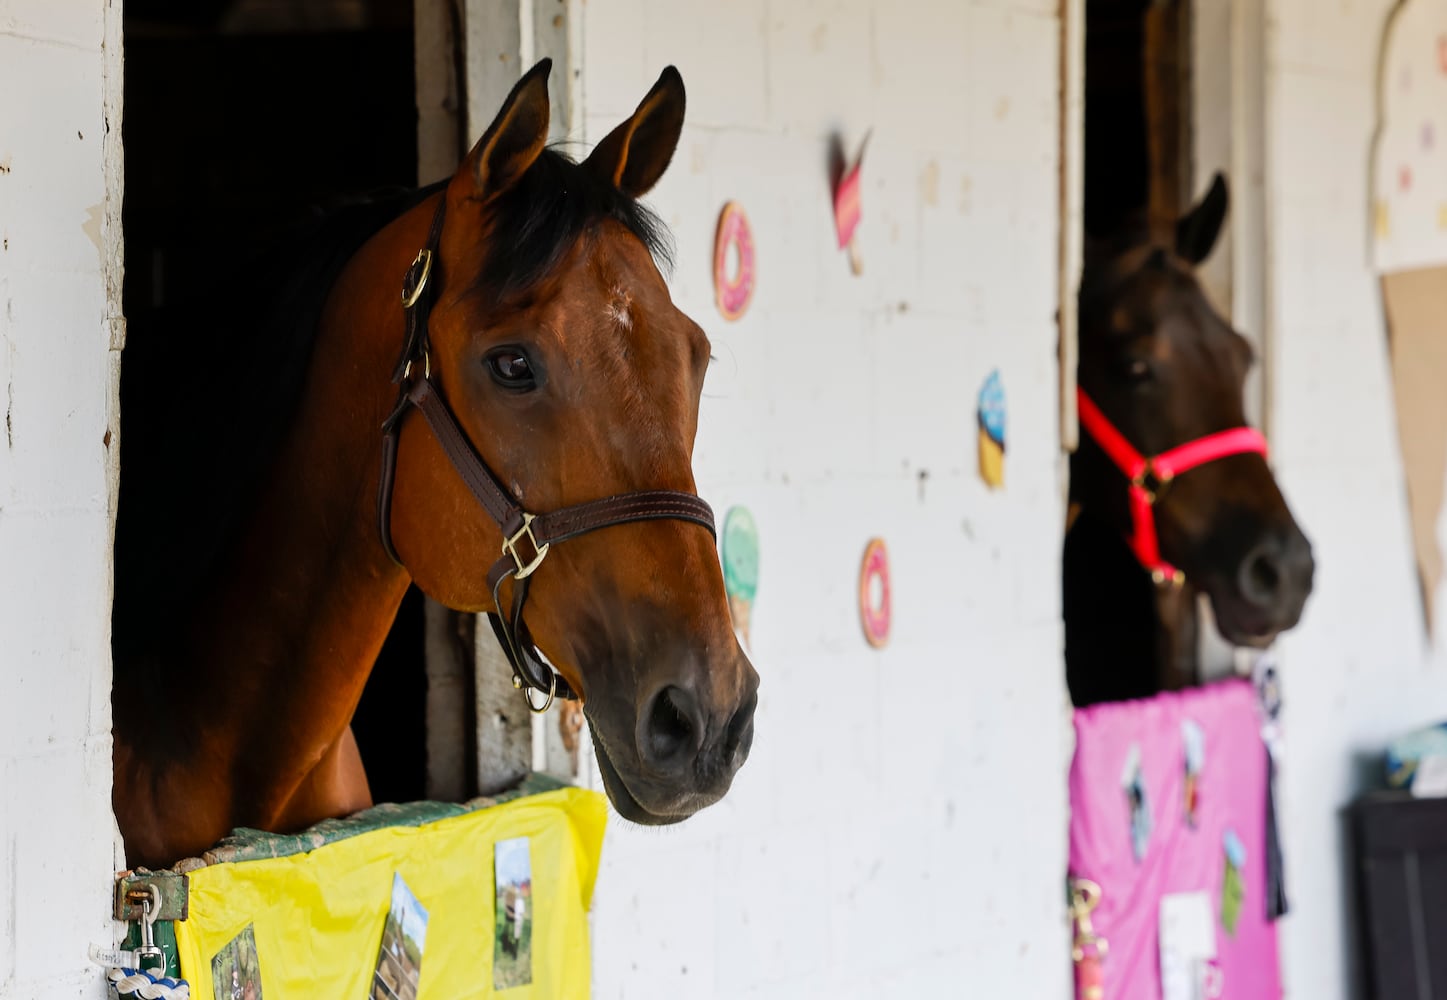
[[1220, 828, 1246, 935], [722, 506, 760, 603]]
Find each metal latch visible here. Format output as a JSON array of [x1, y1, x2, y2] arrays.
[[114, 870, 189, 923]]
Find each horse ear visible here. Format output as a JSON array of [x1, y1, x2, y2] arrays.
[[584, 66, 685, 197], [1175, 172, 1229, 265], [463, 59, 552, 202]]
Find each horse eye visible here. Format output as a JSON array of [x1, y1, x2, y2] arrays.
[[1118, 357, 1154, 384], [486, 349, 536, 390]]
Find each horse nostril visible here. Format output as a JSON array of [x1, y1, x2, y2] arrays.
[[640, 686, 702, 772], [1240, 539, 1289, 607], [1249, 552, 1280, 597], [722, 689, 759, 765]]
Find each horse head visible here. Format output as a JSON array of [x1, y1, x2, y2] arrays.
[[387, 62, 758, 823], [1075, 174, 1314, 648]]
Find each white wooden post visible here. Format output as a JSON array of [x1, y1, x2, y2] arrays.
[[415, 0, 585, 795]]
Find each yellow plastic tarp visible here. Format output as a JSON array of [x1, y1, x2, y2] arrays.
[[174, 788, 607, 999]]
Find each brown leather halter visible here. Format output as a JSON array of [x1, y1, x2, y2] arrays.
[[377, 195, 717, 712]]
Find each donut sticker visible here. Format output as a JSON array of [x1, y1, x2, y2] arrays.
[[858, 537, 892, 648], [713, 201, 756, 321], [721, 506, 760, 648]]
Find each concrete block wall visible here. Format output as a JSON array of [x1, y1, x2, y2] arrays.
[[580, 2, 1072, 996], [0, 0, 120, 996], [1267, 1, 1447, 997]]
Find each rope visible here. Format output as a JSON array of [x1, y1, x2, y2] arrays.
[[106, 967, 191, 1000]]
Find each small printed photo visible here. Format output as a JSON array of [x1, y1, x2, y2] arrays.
[[210, 923, 262, 1000], [494, 837, 534, 990], [371, 872, 430, 1000]]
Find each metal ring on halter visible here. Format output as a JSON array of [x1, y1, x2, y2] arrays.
[[401, 248, 434, 308], [521, 670, 557, 714]]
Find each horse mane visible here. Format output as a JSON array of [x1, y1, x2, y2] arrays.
[[474, 145, 675, 297], [112, 149, 673, 674]]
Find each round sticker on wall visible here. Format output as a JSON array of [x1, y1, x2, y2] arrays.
[[858, 537, 892, 648], [721, 506, 760, 647], [713, 201, 756, 321]]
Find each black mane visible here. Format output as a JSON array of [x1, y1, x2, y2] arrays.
[[113, 149, 672, 670], [475, 147, 674, 297]]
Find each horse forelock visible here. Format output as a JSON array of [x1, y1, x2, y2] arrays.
[[462, 147, 675, 303]]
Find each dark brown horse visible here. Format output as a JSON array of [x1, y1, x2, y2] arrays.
[[113, 62, 758, 867], [1065, 175, 1315, 705]]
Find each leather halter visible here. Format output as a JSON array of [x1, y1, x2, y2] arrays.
[[1076, 386, 1268, 587], [377, 195, 717, 711]]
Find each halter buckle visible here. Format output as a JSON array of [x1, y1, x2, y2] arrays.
[[504, 513, 550, 579], [401, 248, 434, 309], [1131, 461, 1174, 504]]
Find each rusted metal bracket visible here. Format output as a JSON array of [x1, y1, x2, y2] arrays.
[[114, 870, 189, 922]]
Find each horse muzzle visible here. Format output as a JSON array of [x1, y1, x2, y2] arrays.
[[1206, 524, 1315, 647], [587, 659, 759, 825]]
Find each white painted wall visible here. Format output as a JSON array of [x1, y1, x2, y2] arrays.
[[579, 2, 1073, 997], [0, 0, 121, 996], [1268, 1, 1447, 997]]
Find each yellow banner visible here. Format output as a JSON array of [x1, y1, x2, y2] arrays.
[[174, 788, 606, 999]]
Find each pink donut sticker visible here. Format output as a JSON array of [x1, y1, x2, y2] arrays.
[[859, 537, 892, 648], [713, 201, 755, 321]]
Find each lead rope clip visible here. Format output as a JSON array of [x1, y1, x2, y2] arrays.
[[134, 887, 165, 976]]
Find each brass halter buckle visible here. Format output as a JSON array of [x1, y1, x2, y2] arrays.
[[503, 512, 551, 579], [401, 248, 434, 308]]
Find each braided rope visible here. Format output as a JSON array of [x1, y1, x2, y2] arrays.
[[106, 967, 191, 1000]]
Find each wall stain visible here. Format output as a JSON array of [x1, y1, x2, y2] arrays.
[[921, 159, 940, 206], [83, 203, 104, 253]]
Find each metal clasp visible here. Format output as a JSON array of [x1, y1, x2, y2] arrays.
[[1069, 878, 1108, 963], [503, 513, 550, 579], [401, 248, 434, 309], [1150, 566, 1186, 588], [133, 886, 165, 976]]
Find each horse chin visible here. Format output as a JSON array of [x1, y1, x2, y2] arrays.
[[587, 727, 697, 827], [1205, 588, 1291, 649]]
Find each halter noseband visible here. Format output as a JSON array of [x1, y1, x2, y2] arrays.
[[1076, 386, 1268, 587], [377, 195, 717, 712]]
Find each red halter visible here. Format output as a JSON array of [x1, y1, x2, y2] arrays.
[[1076, 387, 1268, 585]]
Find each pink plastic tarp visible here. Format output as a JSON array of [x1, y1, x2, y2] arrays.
[[1069, 679, 1281, 1000]]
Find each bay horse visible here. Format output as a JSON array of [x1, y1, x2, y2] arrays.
[[1064, 174, 1315, 705], [113, 61, 758, 867]]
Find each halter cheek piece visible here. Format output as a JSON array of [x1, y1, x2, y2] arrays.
[[377, 196, 717, 712], [1076, 386, 1268, 587]]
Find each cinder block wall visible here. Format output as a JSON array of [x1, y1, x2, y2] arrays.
[[1267, 1, 1447, 997], [580, 2, 1074, 996], [0, 1, 121, 998]]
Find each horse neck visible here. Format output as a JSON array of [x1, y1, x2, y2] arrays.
[[1063, 501, 1201, 707], [132, 218, 419, 823]]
